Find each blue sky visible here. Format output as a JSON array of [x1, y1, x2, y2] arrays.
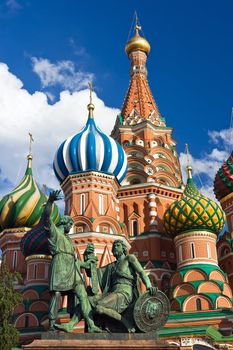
[[0, 0, 232, 200]]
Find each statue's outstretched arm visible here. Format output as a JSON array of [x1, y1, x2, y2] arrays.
[[43, 190, 61, 231]]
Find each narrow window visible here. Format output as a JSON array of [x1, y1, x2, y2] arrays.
[[161, 275, 170, 296], [80, 194, 85, 215], [25, 315, 29, 328], [13, 251, 17, 270], [191, 243, 195, 259], [179, 245, 183, 262], [196, 298, 201, 311], [99, 194, 104, 215], [132, 220, 139, 236], [33, 265, 37, 279], [207, 243, 211, 259]]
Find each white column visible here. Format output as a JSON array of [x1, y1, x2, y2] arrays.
[[148, 193, 158, 232]]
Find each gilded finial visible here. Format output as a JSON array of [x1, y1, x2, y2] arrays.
[[27, 132, 34, 166], [185, 143, 192, 179], [125, 13, 150, 56], [87, 82, 94, 118], [28, 132, 34, 155], [135, 12, 141, 36]]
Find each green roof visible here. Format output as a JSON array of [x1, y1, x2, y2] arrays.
[[168, 308, 233, 320], [160, 325, 233, 343], [178, 264, 225, 279]]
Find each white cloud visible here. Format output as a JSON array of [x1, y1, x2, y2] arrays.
[[31, 57, 94, 91], [0, 62, 119, 199], [0, 60, 231, 213], [6, 0, 21, 10], [69, 38, 88, 58], [208, 128, 233, 150]]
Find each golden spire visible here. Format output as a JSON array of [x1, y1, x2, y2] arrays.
[[125, 14, 150, 56], [185, 143, 192, 179], [87, 82, 95, 119]]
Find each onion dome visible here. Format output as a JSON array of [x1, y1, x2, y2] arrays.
[[53, 99, 128, 184], [0, 155, 60, 230], [125, 24, 150, 56], [163, 166, 225, 237], [214, 151, 233, 201], [20, 205, 60, 257]]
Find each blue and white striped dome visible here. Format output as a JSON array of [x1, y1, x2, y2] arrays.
[[53, 108, 128, 184]]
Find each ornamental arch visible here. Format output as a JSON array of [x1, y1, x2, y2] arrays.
[[183, 295, 213, 312], [15, 313, 39, 328], [183, 269, 207, 282]]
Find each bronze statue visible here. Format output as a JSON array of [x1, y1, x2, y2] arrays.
[[43, 190, 102, 332], [56, 239, 169, 333], [89, 239, 157, 332]]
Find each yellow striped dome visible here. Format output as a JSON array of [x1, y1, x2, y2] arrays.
[[163, 166, 225, 237], [0, 155, 59, 230]]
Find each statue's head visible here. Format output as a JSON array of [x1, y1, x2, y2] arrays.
[[112, 239, 128, 258], [58, 215, 74, 234]]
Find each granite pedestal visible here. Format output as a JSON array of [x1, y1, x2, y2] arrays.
[[23, 332, 179, 350]]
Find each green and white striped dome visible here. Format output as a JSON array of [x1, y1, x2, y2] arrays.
[[0, 155, 59, 230]]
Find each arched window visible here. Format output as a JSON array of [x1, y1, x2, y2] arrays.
[[130, 178, 141, 185]]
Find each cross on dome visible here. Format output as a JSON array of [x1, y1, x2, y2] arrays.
[[87, 82, 95, 118]]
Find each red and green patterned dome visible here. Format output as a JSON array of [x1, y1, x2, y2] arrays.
[[214, 152, 233, 201], [20, 207, 60, 257], [163, 166, 225, 237]]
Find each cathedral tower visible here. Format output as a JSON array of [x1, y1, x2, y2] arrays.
[[111, 20, 183, 288], [164, 165, 232, 313], [53, 90, 130, 267]]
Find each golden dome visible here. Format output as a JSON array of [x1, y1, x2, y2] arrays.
[[125, 25, 151, 56]]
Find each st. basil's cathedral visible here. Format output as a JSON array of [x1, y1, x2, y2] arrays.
[[1, 22, 233, 350]]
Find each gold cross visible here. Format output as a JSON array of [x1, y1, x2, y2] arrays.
[[135, 12, 141, 34], [88, 82, 94, 105], [29, 132, 34, 155], [185, 143, 190, 167]]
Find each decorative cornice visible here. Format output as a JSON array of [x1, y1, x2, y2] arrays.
[[61, 171, 118, 189], [220, 191, 233, 204], [25, 254, 52, 262], [69, 231, 131, 249], [174, 230, 217, 243]]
